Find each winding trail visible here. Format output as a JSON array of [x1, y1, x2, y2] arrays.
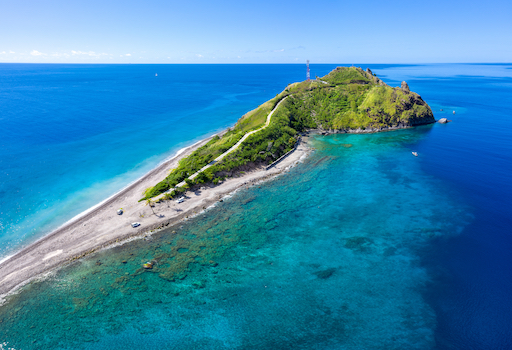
[[156, 96, 289, 200]]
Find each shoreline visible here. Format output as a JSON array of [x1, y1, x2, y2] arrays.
[[0, 133, 312, 303], [0, 138, 211, 267]]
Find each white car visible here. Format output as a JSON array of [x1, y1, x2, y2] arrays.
[[117, 209, 123, 215], [176, 197, 185, 203], [131, 222, 141, 228]]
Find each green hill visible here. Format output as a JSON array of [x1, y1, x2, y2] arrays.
[[279, 66, 434, 132], [142, 66, 434, 200]]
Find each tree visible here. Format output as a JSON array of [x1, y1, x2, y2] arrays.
[[145, 198, 156, 215], [195, 171, 209, 184]]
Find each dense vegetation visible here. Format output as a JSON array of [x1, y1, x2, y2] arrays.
[[142, 67, 434, 200], [142, 129, 245, 199]]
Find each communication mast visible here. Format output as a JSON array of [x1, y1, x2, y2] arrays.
[[306, 60, 310, 81]]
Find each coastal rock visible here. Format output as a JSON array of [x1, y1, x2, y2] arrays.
[[401, 81, 410, 92], [438, 118, 450, 124], [143, 262, 153, 269]]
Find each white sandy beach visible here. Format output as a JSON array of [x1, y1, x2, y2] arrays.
[[0, 134, 312, 301]]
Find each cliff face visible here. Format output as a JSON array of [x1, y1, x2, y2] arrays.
[[358, 84, 435, 129], [282, 66, 435, 132]]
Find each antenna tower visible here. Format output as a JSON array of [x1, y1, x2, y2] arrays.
[[306, 60, 310, 81]]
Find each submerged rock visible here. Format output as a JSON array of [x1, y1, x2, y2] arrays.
[[344, 236, 373, 251], [314, 267, 337, 279]]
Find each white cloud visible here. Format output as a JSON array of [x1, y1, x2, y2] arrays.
[[50, 52, 71, 57], [72, 50, 110, 57], [125, 53, 131, 56], [31, 50, 46, 56], [196, 54, 203, 58], [0, 51, 6, 54], [237, 56, 241, 58], [9, 50, 15, 54]]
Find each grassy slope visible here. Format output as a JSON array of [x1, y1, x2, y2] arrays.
[[143, 67, 434, 199], [234, 91, 289, 132], [283, 66, 434, 131]]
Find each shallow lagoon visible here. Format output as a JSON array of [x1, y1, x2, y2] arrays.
[[0, 129, 470, 349]]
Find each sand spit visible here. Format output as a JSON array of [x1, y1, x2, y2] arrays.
[[0, 135, 312, 302]]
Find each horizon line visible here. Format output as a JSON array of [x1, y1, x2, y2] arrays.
[[1, 62, 511, 65]]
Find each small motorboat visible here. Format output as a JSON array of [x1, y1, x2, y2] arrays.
[[412, 152, 418, 157], [155, 73, 158, 77]]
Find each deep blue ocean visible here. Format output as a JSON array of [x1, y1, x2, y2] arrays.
[[0, 63, 511, 349]]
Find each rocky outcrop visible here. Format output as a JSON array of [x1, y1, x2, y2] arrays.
[[356, 84, 435, 129], [361, 67, 385, 86]]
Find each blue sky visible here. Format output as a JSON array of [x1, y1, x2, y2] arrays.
[[1, 0, 510, 63]]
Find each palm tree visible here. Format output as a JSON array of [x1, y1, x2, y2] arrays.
[[145, 198, 156, 215]]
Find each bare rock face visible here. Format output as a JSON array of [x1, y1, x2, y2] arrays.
[[401, 81, 410, 92], [366, 68, 373, 75], [438, 118, 451, 124]]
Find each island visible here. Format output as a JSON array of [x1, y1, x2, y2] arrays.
[[0, 66, 434, 301], [141, 66, 434, 201]]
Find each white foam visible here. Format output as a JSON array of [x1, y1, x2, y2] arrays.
[[0, 254, 13, 265], [0, 132, 222, 270], [46, 136, 217, 233], [0, 342, 18, 350]]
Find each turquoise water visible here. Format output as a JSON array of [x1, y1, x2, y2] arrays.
[[0, 64, 340, 259], [2, 64, 512, 349], [0, 129, 470, 349]]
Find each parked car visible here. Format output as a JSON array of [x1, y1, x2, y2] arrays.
[[176, 197, 185, 203], [131, 222, 141, 228], [117, 209, 123, 215]]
